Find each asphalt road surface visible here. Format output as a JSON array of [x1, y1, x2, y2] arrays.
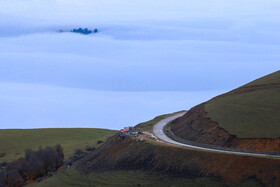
[[152, 112, 280, 158]]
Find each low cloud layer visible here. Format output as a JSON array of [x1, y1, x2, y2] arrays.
[[0, 0, 279, 129], [0, 82, 224, 129]]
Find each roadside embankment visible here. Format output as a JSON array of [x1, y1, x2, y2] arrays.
[[75, 134, 280, 186], [170, 103, 280, 152]]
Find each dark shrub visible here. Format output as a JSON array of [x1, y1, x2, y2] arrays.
[[97, 140, 104, 144], [74, 149, 84, 156], [2, 144, 64, 186], [0, 161, 7, 168], [24, 148, 33, 161], [6, 165, 24, 186], [85, 147, 95, 151], [0, 171, 5, 186]]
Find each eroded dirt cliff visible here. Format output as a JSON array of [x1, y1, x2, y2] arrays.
[[170, 103, 280, 152]]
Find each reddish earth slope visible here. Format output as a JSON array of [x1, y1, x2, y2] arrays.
[[170, 103, 280, 152], [76, 136, 280, 186]]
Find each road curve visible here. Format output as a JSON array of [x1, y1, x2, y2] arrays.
[[152, 112, 280, 158]]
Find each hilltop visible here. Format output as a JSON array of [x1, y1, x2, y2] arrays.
[[170, 70, 280, 152]]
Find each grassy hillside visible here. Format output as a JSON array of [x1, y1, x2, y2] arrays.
[[26, 114, 266, 187], [58, 136, 268, 186], [205, 70, 280, 138], [243, 70, 280, 87], [0, 128, 116, 163], [28, 168, 222, 187], [135, 111, 186, 131]]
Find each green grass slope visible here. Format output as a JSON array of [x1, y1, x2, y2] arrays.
[[0, 128, 116, 163], [135, 111, 187, 131], [205, 70, 280, 138], [28, 168, 223, 187], [243, 70, 280, 87]]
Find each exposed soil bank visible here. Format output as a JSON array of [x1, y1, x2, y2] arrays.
[[75, 136, 280, 186], [170, 103, 280, 152]]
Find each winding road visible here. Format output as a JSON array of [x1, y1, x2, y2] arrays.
[[152, 112, 280, 158]]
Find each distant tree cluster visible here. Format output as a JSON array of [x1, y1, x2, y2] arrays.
[[71, 28, 98, 35], [0, 144, 64, 187]]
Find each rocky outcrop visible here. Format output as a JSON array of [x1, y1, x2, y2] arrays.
[[170, 103, 280, 152]]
